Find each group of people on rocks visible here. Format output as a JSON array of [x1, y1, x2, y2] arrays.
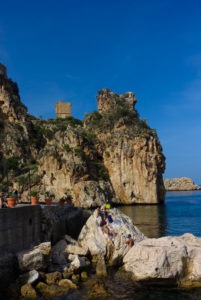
[[96, 204, 134, 248]]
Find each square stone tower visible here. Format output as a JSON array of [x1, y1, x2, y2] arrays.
[[55, 101, 71, 118]]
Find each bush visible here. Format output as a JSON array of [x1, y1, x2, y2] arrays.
[[30, 190, 38, 196], [73, 147, 84, 158], [63, 145, 71, 153]]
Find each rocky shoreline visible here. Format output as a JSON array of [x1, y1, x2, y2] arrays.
[[164, 177, 201, 191], [3, 206, 201, 299]]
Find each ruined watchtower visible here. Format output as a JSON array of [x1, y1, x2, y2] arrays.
[[55, 101, 71, 119]]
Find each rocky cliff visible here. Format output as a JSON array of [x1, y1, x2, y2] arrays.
[[0, 65, 166, 207], [84, 89, 165, 204], [164, 177, 201, 191]]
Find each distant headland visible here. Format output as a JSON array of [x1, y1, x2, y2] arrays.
[[164, 177, 201, 191]]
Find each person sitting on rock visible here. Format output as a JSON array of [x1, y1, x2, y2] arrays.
[[102, 224, 116, 241], [97, 206, 108, 221], [125, 234, 134, 248]]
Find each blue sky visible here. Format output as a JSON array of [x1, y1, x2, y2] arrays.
[[1, 0, 201, 183]]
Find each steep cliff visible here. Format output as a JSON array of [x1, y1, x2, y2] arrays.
[[0, 65, 166, 207], [84, 89, 165, 204]]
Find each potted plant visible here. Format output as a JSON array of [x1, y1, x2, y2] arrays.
[[45, 192, 54, 205], [6, 193, 17, 207], [30, 190, 39, 205]]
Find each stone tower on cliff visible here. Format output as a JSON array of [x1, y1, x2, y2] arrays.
[[55, 101, 71, 119]]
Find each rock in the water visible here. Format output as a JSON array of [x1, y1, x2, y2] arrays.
[[36, 281, 69, 298], [96, 255, 107, 277], [123, 233, 201, 287], [58, 278, 77, 289], [78, 207, 144, 265], [80, 271, 88, 281], [164, 177, 201, 191], [84, 279, 110, 299]]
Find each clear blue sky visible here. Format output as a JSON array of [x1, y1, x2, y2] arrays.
[[1, 0, 201, 183]]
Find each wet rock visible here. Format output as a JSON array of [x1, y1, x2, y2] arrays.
[[21, 283, 37, 299], [45, 271, 62, 285], [62, 269, 74, 279], [71, 274, 80, 283], [96, 256, 107, 277], [58, 278, 77, 289], [84, 279, 110, 299], [36, 281, 69, 298], [81, 271, 88, 281]]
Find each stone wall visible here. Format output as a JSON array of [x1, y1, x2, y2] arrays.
[[0, 205, 90, 256], [0, 206, 41, 255], [0, 205, 90, 292]]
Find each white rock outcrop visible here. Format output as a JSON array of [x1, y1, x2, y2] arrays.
[[17, 242, 51, 272], [78, 207, 144, 265], [123, 233, 201, 287]]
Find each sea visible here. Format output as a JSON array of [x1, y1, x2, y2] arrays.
[[54, 191, 201, 300]]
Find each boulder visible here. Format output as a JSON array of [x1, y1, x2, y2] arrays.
[[19, 270, 40, 285], [78, 207, 144, 265], [36, 281, 69, 298], [66, 244, 88, 256], [84, 279, 110, 299], [45, 271, 62, 285], [71, 255, 87, 269], [51, 239, 68, 265], [17, 242, 51, 272], [123, 233, 201, 287], [21, 283, 37, 299], [58, 278, 77, 289], [80, 271, 88, 281]]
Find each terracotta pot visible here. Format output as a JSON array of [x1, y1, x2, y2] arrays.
[[7, 197, 16, 207], [45, 198, 52, 205], [31, 196, 39, 205]]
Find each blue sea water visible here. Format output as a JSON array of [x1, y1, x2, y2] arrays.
[[54, 191, 201, 300], [120, 190, 201, 238]]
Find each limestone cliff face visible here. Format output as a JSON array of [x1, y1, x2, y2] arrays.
[[84, 89, 165, 204], [38, 126, 115, 207], [103, 135, 165, 204], [0, 65, 166, 207]]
